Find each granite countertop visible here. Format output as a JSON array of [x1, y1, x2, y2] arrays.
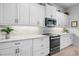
[[0, 35, 49, 43]]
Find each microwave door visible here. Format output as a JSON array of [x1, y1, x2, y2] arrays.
[[45, 18, 56, 27]]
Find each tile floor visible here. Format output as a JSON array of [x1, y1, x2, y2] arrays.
[[53, 45, 79, 56]]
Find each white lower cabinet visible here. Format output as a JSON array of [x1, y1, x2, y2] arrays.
[[33, 37, 49, 56], [33, 48, 49, 56], [60, 34, 73, 50], [0, 47, 16, 56], [19, 40, 32, 56], [0, 36, 49, 56], [0, 40, 32, 56], [56, 12, 68, 27]]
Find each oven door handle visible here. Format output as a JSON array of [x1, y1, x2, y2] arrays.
[[50, 38, 60, 40]]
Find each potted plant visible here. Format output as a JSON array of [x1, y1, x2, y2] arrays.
[[63, 27, 68, 33], [1, 26, 14, 39]]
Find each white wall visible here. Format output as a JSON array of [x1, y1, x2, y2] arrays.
[[67, 4, 79, 46], [43, 27, 63, 34], [52, 4, 65, 12], [67, 4, 79, 27]]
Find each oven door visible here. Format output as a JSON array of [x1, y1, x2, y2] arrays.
[[50, 37, 60, 54]]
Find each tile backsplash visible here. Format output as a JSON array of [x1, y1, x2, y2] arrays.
[[43, 27, 64, 34], [0, 26, 43, 38]]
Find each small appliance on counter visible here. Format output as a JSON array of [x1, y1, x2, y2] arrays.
[[43, 33, 60, 55]]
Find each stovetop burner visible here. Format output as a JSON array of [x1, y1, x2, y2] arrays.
[[43, 33, 60, 37]]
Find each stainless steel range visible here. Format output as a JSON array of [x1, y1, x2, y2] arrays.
[[43, 34, 60, 55]]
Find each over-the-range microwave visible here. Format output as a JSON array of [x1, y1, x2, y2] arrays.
[[45, 17, 57, 27]]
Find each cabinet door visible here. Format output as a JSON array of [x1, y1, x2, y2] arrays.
[[30, 4, 39, 26], [60, 35, 67, 49], [17, 3, 30, 25], [33, 37, 49, 51], [30, 4, 45, 26], [20, 40, 32, 56], [51, 6, 57, 19], [2, 3, 17, 25], [0, 3, 3, 25], [61, 14, 66, 27], [46, 4, 57, 18], [0, 47, 16, 56], [63, 14, 69, 27], [60, 34, 72, 50], [56, 12, 68, 27], [33, 48, 49, 56], [38, 5, 45, 27], [46, 4, 52, 18], [56, 12, 62, 27], [20, 46, 32, 56]]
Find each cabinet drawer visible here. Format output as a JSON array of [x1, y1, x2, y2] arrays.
[[0, 40, 24, 49], [33, 48, 49, 56], [0, 47, 15, 56], [0, 42, 15, 49], [33, 37, 49, 44], [33, 37, 49, 51], [33, 42, 49, 51], [0, 40, 32, 49]]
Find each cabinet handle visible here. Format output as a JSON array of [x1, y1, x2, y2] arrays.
[[37, 21, 39, 25], [41, 39, 44, 41], [41, 52, 44, 54], [51, 15, 52, 18], [41, 44, 44, 47], [15, 43, 20, 45], [15, 19, 18, 23], [15, 48, 19, 54], [0, 54, 2, 56]]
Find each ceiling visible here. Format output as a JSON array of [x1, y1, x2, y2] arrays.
[[54, 3, 79, 9]]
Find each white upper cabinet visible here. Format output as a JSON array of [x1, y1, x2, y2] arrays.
[[46, 4, 57, 19], [56, 12, 68, 27], [0, 3, 68, 27], [30, 4, 45, 26], [0, 3, 45, 26], [0, 4, 3, 25], [63, 14, 69, 27], [17, 3, 30, 25], [38, 5, 45, 27], [46, 4, 69, 28], [56, 12, 63, 27], [2, 3, 17, 25]]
